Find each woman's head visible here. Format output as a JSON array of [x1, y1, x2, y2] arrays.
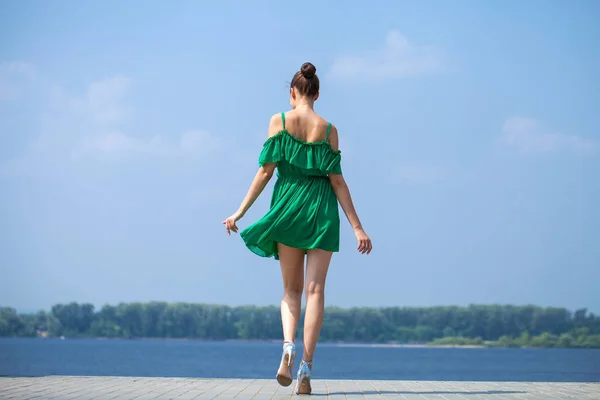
[[290, 62, 320, 108]]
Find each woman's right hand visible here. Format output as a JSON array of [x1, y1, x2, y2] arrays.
[[354, 228, 372, 254], [222, 211, 243, 236]]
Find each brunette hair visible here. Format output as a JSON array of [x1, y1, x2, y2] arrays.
[[290, 62, 319, 97]]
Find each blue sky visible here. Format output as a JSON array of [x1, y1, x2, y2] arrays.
[[1, 0, 599, 313]]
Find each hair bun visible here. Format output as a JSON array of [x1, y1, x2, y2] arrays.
[[300, 62, 316, 79]]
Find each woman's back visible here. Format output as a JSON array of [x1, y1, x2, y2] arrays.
[[263, 110, 341, 179], [280, 109, 330, 144]]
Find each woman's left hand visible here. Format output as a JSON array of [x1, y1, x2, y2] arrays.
[[222, 211, 243, 235]]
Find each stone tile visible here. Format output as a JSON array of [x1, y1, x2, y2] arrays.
[[1, 377, 599, 399]]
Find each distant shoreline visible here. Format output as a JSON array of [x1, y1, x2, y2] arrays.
[[0, 336, 492, 348], [6, 336, 600, 349], [4, 302, 598, 349]]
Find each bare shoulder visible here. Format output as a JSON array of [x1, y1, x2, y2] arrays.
[[328, 122, 339, 136], [327, 122, 340, 151], [267, 113, 284, 138]]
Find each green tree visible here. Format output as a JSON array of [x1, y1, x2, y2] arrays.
[[1, 302, 598, 348]]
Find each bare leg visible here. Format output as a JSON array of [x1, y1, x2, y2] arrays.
[[277, 243, 304, 383], [278, 243, 305, 343], [302, 248, 332, 364]]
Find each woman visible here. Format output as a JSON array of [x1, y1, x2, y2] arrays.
[[223, 62, 372, 395]]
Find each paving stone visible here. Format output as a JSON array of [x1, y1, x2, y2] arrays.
[[0, 377, 598, 399]]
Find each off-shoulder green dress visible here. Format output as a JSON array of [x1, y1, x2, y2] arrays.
[[240, 112, 342, 260]]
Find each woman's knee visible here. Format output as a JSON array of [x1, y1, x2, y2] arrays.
[[305, 280, 325, 297], [283, 281, 303, 298]]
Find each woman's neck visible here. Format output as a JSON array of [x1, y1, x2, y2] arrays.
[[295, 102, 314, 111]]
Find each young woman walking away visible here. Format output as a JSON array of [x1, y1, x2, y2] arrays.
[[223, 62, 372, 395]]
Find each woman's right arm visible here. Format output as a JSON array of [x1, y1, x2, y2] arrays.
[[327, 125, 373, 254], [222, 114, 281, 235]]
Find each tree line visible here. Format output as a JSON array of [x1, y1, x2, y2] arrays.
[[1, 302, 599, 348]]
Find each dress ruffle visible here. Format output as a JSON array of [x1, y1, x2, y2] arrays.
[[258, 131, 342, 175]]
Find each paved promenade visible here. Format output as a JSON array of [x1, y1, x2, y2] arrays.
[[1, 377, 598, 399]]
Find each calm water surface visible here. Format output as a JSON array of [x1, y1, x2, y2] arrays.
[[1, 338, 598, 382]]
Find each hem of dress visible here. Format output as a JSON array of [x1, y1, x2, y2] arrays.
[[243, 237, 339, 261]]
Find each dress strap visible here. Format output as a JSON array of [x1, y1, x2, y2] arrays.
[[281, 112, 286, 130], [325, 122, 332, 140]]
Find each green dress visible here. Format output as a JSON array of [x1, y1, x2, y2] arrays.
[[240, 112, 342, 260]]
